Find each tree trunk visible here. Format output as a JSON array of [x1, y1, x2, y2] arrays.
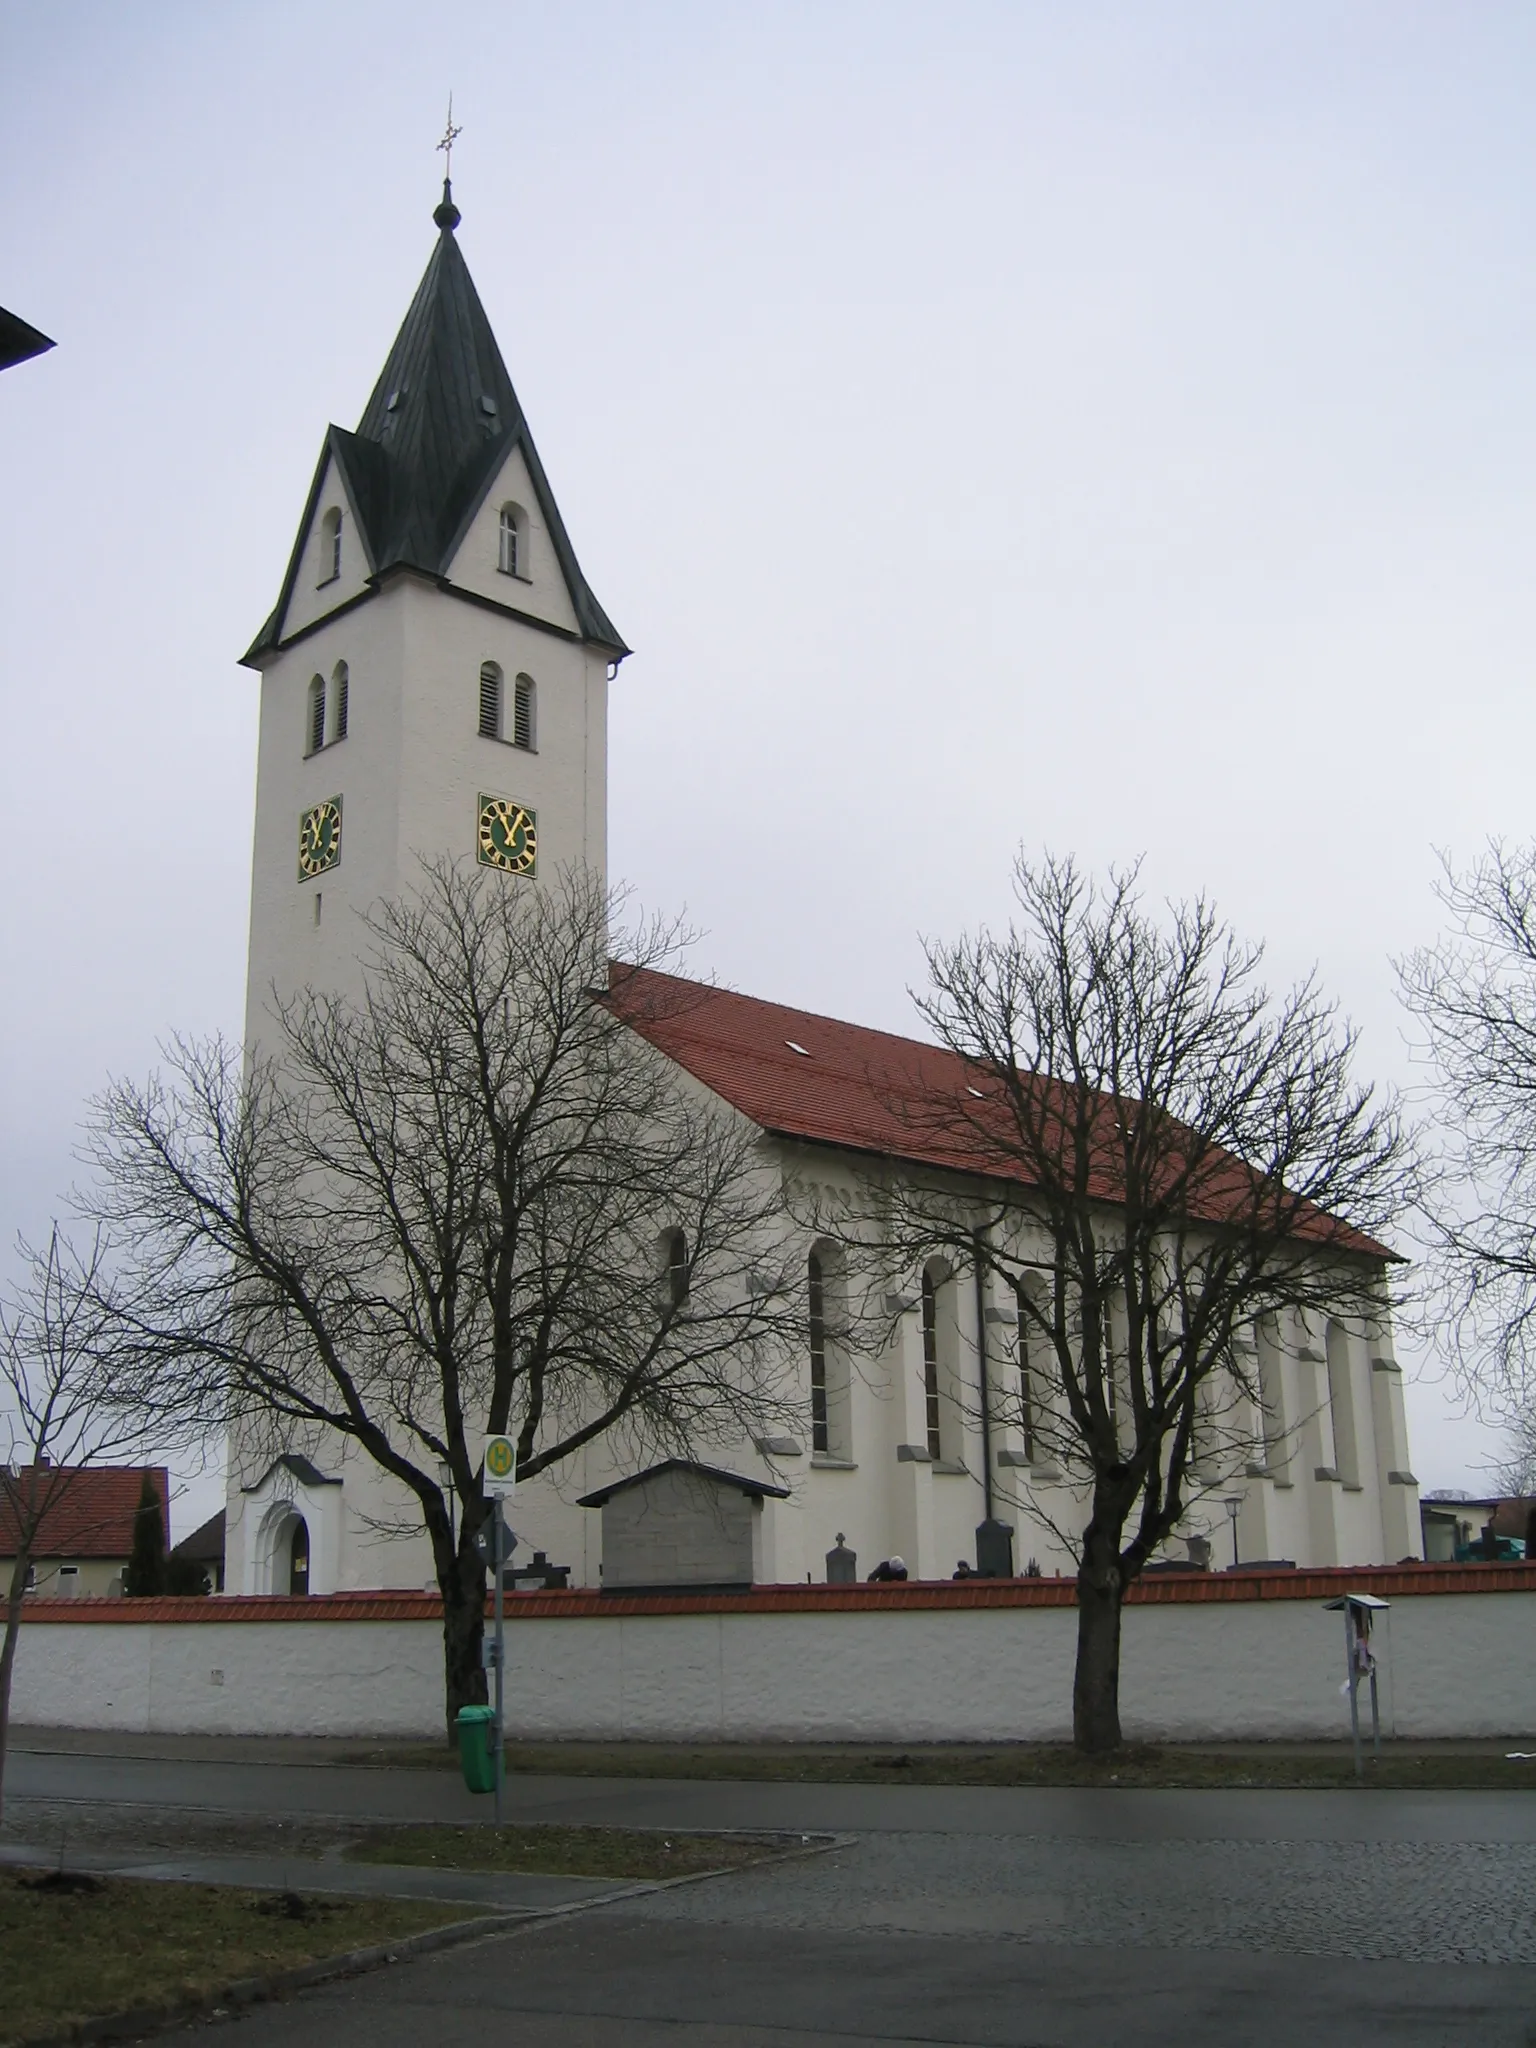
[[1073, 1535, 1125, 1755], [438, 1531, 489, 1746], [0, 1551, 32, 1831]]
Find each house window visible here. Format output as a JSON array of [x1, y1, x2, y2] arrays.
[[332, 661, 349, 742], [288, 1517, 310, 1597], [498, 503, 527, 578], [318, 507, 342, 586], [809, 1251, 829, 1454], [57, 1565, 79, 1598], [512, 674, 536, 751], [921, 1270, 942, 1460], [479, 661, 503, 739], [307, 674, 326, 756], [664, 1228, 689, 1309]]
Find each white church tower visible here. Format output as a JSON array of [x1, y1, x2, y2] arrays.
[[228, 181, 627, 1595], [240, 176, 627, 1046]]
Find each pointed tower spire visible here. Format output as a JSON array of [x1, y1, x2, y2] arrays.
[[242, 155, 627, 665]]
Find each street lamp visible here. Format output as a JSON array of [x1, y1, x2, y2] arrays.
[[1223, 1494, 1242, 1569]]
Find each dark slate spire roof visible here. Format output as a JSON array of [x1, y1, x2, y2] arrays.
[[245, 181, 626, 663]]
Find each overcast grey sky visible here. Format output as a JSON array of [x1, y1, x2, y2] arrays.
[[4, 2, 1533, 1525]]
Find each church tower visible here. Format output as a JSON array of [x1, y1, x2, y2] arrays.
[[240, 179, 627, 1047]]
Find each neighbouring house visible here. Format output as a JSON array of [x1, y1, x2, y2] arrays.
[[0, 1466, 170, 1598], [1421, 1492, 1536, 1561], [170, 1508, 227, 1593]]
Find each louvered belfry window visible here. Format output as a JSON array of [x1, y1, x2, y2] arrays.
[[308, 676, 326, 755], [479, 662, 502, 739], [513, 674, 535, 750], [333, 662, 349, 742]]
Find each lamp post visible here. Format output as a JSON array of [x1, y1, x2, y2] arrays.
[[1223, 1494, 1242, 1569]]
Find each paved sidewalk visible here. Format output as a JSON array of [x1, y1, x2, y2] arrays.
[[0, 1839, 633, 1912]]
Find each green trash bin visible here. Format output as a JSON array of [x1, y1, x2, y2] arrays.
[[455, 1704, 498, 1795]]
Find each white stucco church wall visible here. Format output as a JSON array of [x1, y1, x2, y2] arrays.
[[222, 180, 1423, 1606]]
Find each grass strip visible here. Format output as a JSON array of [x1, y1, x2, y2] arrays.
[[346, 1821, 793, 1879], [0, 1870, 463, 2046]]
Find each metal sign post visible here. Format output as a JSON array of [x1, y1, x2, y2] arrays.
[[492, 1493, 506, 1825], [482, 1435, 518, 1829], [1324, 1592, 1389, 1780]]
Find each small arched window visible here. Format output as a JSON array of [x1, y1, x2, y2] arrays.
[[921, 1270, 942, 1460], [664, 1228, 689, 1309], [331, 660, 349, 743], [306, 674, 326, 756], [513, 674, 536, 751], [479, 661, 503, 739], [498, 503, 527, 578], [318, 507, 342, 586]]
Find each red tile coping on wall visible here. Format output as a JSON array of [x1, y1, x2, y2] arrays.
[[16, 1562, 1536, 1622]]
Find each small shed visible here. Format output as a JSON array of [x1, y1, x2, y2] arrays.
[[578, 1460, 789, 1594]]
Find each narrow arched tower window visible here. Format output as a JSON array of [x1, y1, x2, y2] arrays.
[[513, 674, 536, 751], [288, 1517, 310, 1596], [318, 507, 342, 586], [479, 661, 503, 739], [306, 675, 326, 756], [331, 660, 349, 742]]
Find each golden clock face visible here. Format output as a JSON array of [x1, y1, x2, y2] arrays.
[[298, 797, 343, 880], [477, 793, 537, 876]]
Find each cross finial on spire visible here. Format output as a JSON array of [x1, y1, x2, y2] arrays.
[[437, 94, 462, 180], [433, 94, 464, 232]]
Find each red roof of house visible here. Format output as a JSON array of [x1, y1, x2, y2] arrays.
[[606, 966, 1392, 1261], [0, 1466, 169, 1560]]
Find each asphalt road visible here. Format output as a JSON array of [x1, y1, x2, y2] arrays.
[[9, 1743, 1536, 2044]]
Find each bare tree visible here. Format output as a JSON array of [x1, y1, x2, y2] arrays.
[[1398, 842, 1536, 1449], [848, 855, 1412, 1754], [0, 1228, 191, 1827], [82, 862, 800, 1734]]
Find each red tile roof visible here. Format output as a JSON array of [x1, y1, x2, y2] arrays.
[[0, 1466, 169, 1561], [606, 967, 1392, 1260]]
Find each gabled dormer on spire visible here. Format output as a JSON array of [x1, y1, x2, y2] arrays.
[[244, 182, 626, 666]]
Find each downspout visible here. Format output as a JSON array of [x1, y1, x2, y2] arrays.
[[974, 1231, 994, 1520]]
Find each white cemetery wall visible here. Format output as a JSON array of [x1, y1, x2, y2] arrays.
[[7, 1570, 1533, 1744]]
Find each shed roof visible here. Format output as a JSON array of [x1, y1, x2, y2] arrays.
[[171, 1508, 226, 1564], [577, 1459, 791, 1509]]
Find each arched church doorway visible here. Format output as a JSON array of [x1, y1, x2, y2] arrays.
[[287, 1516, 310, 1596]]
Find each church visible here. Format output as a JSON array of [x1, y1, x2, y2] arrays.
[[224, 180, 1422, 1599]]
